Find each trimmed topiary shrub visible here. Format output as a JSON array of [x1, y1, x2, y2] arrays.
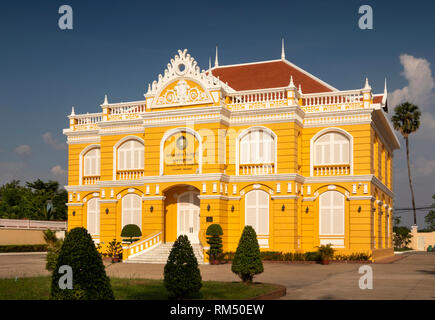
[[206, 224, 223, 264], [50, 227, 114, 300], [231, 226, 264, 283], [121, 224, 142, 244], [164, 235, 202, 299]]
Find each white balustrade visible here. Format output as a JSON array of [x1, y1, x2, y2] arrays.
[[83, 176, 100, 185], [314, 165, 350, 176], [239, 164, 274, 175], [228, 89, 286, 109], [0, 218, 67, 230], [302, 90, 362, 110], [117, 170, 144, 180], [109, 102, 146, 115]]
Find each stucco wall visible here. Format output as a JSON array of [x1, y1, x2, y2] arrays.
[[0, 229, 65, 245], [410, 227, 435, 251]]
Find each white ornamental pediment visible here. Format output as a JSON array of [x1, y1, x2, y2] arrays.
[[153, 77, 214, 108], [145, 49, 234, 106]]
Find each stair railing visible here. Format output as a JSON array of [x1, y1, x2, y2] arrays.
[[122, 231, 162, 261]]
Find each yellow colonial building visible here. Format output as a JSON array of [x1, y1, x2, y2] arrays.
[[64, 48, 400, 262]]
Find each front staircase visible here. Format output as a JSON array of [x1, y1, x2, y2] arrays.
[[125, 242, 205, 264]]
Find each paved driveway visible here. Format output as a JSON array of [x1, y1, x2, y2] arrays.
[[1, 252, 434, 299]]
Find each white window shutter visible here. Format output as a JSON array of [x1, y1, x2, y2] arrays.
[[87, 198, 100, 235]]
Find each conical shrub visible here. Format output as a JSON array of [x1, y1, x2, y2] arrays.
[[231, 225, 264, 283], [164, 235, 202, 299], [50, 227, 114, 300]]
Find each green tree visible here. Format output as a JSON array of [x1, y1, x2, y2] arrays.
[[231, 226, 264, 283], [393, 226, 413, 249], [26, 179, 67, 220], [0, 180, 32, 219], [206, 224, 223, 263], [391, 102, 421, 226], [424, 194, 435, 231], [164, 235, 202, 299], [50, 227, 114, 300]]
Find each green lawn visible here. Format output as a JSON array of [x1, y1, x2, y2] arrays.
[[0, 277, 280, 300]]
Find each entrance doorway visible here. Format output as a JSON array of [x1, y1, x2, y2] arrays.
[[177, 191, 200, 244]]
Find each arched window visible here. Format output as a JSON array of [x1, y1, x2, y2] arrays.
[[122, 194, 142, 230], [319, 191, 344, 235], [240, 129, 275, 165], [245, 190, 269, 235], [87, 198, 100, 236], [117, 140, 144, 170], [83, 148, 100, 176], [314, 132, 350, 165]]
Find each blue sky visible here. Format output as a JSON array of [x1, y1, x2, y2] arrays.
[[0, 0, 434, 227]]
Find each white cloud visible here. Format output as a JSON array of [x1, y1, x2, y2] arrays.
[[389, 54, 435, 111], [42, 132, 67, 150], [50, 165, 66, 176], [389, 54, 435, 227], [13, 144, 31, 155]]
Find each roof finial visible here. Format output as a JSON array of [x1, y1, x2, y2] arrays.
[[364, 77, 371, 90], [288, 75, 295, 88], [209, 57, 211, 70], [214, 45, 219, 67], [70, 106, 75, 116], [382, 77, 388, 105], [102, 94, 108, 105], [298, 84, 303, 94], [147, 83, 151, 94], [281, 37, 285, 60]]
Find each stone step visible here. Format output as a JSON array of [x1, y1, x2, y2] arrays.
[[126, 242, 205, 264]]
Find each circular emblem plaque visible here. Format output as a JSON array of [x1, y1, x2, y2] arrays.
[[176, 136, 188, 150]]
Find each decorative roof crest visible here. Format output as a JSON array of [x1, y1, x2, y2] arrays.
[[146, 49, 222, 96]]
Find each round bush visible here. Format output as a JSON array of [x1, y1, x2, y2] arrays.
[[231, 225, 264, 283], [206, 224, 223, 236], [164, 235, 202, 299], [50, 227, 114, 300], [121, 224, 142, 237], [121, 224, 142, 243]]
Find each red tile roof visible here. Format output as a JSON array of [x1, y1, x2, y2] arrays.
[[373, 95, 384, 104], [211, 60, 335, 93]]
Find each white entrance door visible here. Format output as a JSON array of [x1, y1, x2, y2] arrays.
[[177, 191, 200, 244]]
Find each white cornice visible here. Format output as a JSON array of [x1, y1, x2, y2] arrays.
[[198, 195, 240, 200], [142, 196, 166, 201], [271, 195, 299, 200], [98, 199, 118, 203], [304, 175, 373, 184], [64, 185, 100, 192]]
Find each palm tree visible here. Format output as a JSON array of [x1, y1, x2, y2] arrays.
[[391, 102, 421, 226]]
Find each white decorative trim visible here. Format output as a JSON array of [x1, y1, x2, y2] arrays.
[[271, 195, 299, 200], [78, 144, 101, 186], [112, 135, 145, 180], [159, 127, 202, 176], [66, 203, 83, 207], [310, 127, 354, 177], [141, 196, 166, 201], [198, 195, 241, 200], [147, 49, 222, 102], [235, 126, 278, 176], [348, 196, 376, 201], [99, 199, 118, 203]]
